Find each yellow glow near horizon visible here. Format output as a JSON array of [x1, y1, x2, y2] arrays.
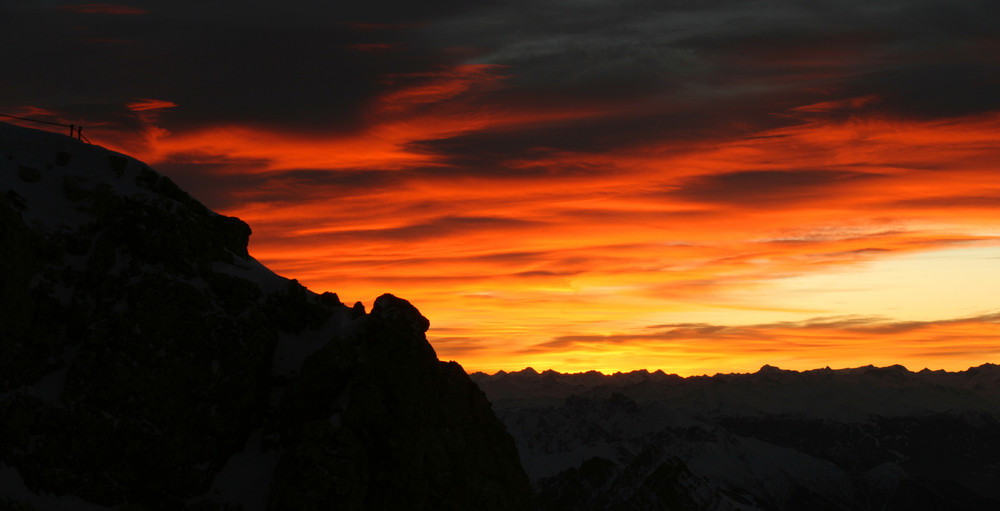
[[762, 244, 1000, 322], [428, 245, 1000, 376]]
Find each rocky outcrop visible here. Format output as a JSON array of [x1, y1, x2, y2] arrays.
[[0, 122, 532, 510], [268, 294, 531, 509]]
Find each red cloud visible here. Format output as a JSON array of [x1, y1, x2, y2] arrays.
[[127, 98, 178, 112]]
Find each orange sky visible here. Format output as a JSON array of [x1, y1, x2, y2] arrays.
[[5, 1, 1000, 376], [78, 75, 1000, 376]]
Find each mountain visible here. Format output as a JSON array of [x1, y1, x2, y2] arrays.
[[471, 365, 1000, 510], [0, 122, 532, 510]]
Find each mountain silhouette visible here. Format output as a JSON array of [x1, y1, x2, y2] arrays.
[[472, 365, 1000, 510], [0, 122, 532, 510]]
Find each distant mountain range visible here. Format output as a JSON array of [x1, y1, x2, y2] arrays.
[[471, 365, 1000, 510], [0, 122, 531, 510]]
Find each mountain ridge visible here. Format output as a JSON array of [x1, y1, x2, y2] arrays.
[[475, 361, 1000, 378], [471, 362, 1000, 510]]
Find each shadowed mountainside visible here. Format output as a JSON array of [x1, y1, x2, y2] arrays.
[[472, 364, 1000, 510], [0, 122, 532, 510]]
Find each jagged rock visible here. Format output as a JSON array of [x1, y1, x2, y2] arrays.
[[0, 122, 532, 510]]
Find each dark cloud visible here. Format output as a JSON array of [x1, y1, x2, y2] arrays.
[[897, 0, 1000, 38], [528, 310, 1000, 352], [860, 62, 1000, 120], [4, 0, 999, 205], [406, 98, 805, 177], [301, 215, 542, 244], [669, 2, 1000, 121], [433, 0, 1000, 123], [5, 0, 997, 142], [891, 195, 1000, 210], [207, 168, 403, 206], [56, 4, 148, 15], [514, 270, 582, 278], [670, 170, 881, 205], [392, 0, 997, 169], [0, 1, 486, 135], [689, 312, 1000, 334]]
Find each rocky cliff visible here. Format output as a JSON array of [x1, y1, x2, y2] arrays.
[[0, 122, 532, 510]]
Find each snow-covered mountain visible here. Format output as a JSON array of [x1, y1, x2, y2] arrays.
[[471, 365, 1000, 510], [0, 122, 532, 510]]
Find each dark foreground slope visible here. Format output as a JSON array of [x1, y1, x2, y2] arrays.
[[472, 365, 1000, 510], [0, 122, 532, 510]]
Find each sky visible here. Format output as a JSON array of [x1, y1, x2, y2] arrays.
[[3, 0, 1000, 376]]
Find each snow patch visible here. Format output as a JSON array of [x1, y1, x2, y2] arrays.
[[0, 122, 161, 233], [212, 258, 290, 298]]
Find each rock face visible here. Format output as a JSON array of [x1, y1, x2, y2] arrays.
[[0, 122, 532, 510], [471, 366, 1000, 511]]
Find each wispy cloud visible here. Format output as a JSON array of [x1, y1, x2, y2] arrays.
[[127, 98, 177, 112]]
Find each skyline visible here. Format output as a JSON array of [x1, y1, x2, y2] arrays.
[[3, 1, 999, 375]]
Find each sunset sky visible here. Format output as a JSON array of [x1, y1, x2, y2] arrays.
[[3, 0, 1000, 375]]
